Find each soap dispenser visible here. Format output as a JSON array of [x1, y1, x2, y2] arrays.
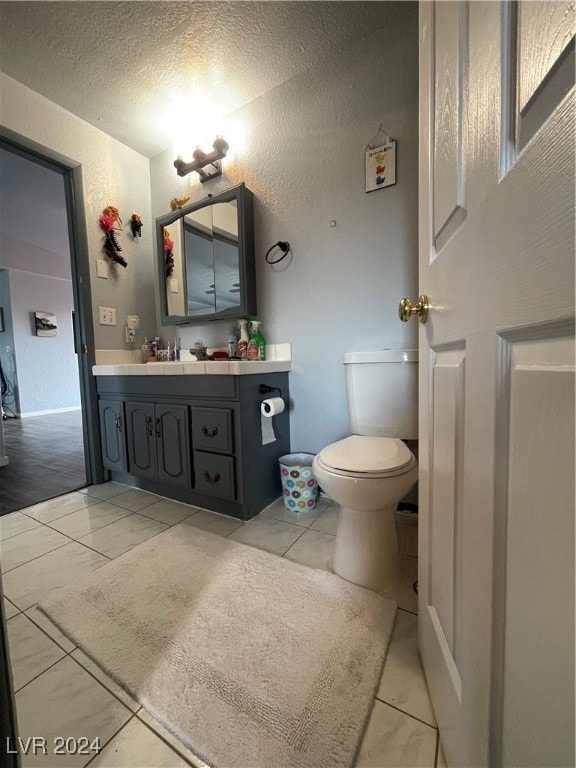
[[228, 325, 238, 358], [141, 337, 150, 363]]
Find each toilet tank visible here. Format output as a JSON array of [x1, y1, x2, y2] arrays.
[[344, 349, 418, 439]]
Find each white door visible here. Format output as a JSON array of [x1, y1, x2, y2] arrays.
[[416, 2, 575, 766]]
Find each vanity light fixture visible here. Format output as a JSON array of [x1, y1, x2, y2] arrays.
[[173, 136, 229, 182]]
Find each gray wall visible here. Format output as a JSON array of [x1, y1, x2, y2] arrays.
[[1, 2, 419, 452], [150, 3, 419, 453], [0, 270, 19, 415], [8, 270, 80, 414], [0, 147, 80, 415], [0, 72, 155, 351]]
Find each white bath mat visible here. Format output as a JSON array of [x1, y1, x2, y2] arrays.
[[40, 524, 396, 768]]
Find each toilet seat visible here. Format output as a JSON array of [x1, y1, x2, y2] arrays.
[[316, 435, 415, 479]]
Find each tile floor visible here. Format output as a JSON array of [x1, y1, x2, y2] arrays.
[[1, 483, 445, 768]]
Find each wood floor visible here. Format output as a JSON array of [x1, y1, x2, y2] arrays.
[[0, 410, 86, 516]]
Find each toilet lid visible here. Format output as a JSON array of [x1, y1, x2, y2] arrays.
[[317, 435, 414, 476]]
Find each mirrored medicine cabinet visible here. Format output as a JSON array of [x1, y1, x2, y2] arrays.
[[157, 183, 256, 324]]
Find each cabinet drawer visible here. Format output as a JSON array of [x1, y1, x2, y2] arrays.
[[194, 452, 235, 500], [191, 407, 233, 454]]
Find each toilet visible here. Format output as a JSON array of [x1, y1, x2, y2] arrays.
[[312, 350, 418, 594]]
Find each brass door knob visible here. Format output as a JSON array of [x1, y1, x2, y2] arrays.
[[398, 295, 429, 323]]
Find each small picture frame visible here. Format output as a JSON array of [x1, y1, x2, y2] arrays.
[[35, 311, 57, 337], [365, 140, 397, 192]]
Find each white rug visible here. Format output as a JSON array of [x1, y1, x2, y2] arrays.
[[39, 524, 396, 768]]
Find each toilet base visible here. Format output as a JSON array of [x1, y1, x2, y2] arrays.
[[332, 504, 401, 595]]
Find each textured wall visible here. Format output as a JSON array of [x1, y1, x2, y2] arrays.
[[0, 147, 80, 415], [0, 73, 156, 350], [9, 270, 80, 415], [0, 270, 19, 415], [150, 3, 419, 452], [0, 2, 419, 452]]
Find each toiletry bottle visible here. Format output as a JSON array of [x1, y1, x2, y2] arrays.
[[228, 325, 238, 358], [237, 319, 249, 360], [166, 341, 171, 361], [247, 320, 265, 361], [149, 338, 157, 360], [141, 337, 150, 363], [174, 338, 180, 362]]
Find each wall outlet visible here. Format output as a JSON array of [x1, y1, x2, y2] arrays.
[[126, 315, 140, 330], [125, 326, 136, 343], [99, 307, 117, 325]]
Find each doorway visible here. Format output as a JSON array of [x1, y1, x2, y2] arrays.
[[0, 137, 102, 515]]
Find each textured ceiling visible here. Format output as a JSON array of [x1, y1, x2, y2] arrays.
[[0, 1, 392, 158]]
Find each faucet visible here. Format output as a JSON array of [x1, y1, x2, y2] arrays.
[[190, 340, 208, 361]]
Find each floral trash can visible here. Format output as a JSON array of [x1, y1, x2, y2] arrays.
[[279, 453, 318, 511]]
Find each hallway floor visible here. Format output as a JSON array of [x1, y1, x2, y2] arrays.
[[0, 410, 86, 516], [1, 484, 445, 767]]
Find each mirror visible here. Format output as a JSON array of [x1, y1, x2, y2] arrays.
[[157, 183, 255, 324]]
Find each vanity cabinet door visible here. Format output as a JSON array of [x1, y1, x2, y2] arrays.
[[125, 401, 157, 480], [155, 404, 191, 487], [98, 399, 127, 473]]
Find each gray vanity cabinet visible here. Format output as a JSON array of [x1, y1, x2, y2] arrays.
[[98, 399, 127, 473], [125, 401, 191, 487], [95, 373, 290, 520], [125, 401, 156, 479], [191, 407, 235, 500]]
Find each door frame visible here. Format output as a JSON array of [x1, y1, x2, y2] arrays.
[[0, 126, 104, 485]]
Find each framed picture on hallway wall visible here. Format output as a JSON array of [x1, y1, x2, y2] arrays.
[[34, 311, 57, 337]]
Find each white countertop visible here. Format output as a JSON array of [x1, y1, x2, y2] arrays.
[[93, 360, 291, 376]]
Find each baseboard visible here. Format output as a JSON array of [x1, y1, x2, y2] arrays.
[[19, 406, 82, 418]]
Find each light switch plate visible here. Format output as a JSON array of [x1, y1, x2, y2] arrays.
[[99, 307, 117, 325], [126, 315, 140, 330], [96, 259, 108, 278]]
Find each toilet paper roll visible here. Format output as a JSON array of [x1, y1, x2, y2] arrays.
[[261, 397, 285, 445], [260, 397, 285, 417]]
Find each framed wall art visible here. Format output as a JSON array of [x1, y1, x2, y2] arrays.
[[365, 140, 396, 192], [35, 311, 57, 337]]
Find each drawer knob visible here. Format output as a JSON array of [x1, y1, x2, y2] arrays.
[[202, 426, 219, 437], [204, 471, 221, 484]]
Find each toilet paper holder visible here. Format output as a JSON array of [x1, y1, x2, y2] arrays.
[[258, 383, 283, 397]]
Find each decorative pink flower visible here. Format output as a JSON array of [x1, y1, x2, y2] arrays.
[[98, 214, 115, 233], [164, 238, 174, 252]]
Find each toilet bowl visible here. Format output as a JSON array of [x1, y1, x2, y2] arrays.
[[313, 350, 418, 594], [313, 436, 417, 594]]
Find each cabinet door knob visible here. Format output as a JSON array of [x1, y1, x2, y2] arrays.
[[115, 415, 123, 432], [155, 417, 162, 438], [146, 416, 153, 437], [204, 471, 221, 484], [201, 425, 219, 437]]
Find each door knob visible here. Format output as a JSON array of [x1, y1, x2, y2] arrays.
[[398, 294, 429, 323]]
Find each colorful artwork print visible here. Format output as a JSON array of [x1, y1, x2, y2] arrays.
[[365, 140, 397, 192]]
